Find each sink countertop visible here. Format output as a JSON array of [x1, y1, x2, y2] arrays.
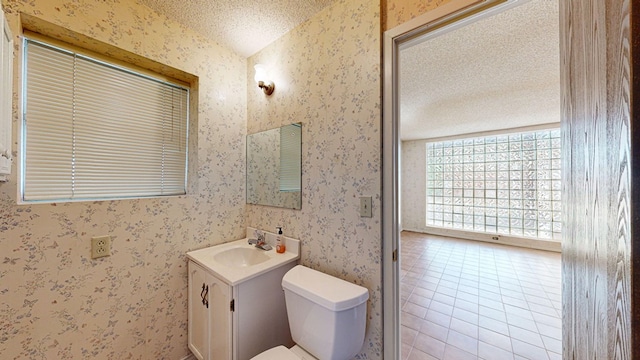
[[187, 236, 300, 286]]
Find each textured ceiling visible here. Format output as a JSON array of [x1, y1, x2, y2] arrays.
[[400, 0, 560, 141], [137, 0, 336, 57]]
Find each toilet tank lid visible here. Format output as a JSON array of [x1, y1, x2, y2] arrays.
[[282, 265, 369, 311]]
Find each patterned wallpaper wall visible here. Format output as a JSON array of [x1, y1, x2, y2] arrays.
[[246, 0, 383, 358], [385, 0, 454, 30], [0, 0, 464, 358], [0, 0, 247, 358]]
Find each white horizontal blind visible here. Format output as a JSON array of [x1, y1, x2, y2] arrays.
[[279, 123, 301, 192], [23, 40, 188, 201]]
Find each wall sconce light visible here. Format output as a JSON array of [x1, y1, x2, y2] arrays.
[[254, 64, 275, 96]]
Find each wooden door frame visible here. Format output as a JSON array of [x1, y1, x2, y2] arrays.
[[633, 0, 640, 356]]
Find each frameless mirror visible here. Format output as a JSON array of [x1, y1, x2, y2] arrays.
[[247, 123, 302, 209]]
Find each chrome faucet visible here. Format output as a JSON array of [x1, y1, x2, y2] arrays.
[[248, 230, 272, 250], [256, 242, 272, 251]]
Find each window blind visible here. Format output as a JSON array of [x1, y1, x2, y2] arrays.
[[22, 40, 188, 202], [279, 123, 301, 192]]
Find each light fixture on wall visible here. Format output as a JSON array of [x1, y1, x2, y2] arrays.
[[254, 64, 275, 95]]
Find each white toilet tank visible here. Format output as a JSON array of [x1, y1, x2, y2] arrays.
[[281, 265, 369, 360]]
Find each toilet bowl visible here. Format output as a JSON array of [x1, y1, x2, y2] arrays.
[[253, 345, 315, 360], [251, 265, 369, 360]]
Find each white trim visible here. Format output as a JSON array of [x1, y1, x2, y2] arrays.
[[382, 0, 536, 357], [0, 9, 13, 181], [404, 227, 561, 252], [382, 26, 400, 360]]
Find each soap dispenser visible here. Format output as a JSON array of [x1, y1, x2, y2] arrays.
[[275, 227, 285, 253]]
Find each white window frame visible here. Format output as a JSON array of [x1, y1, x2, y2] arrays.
[[0, 10, 13, 180], [279, 123, 301, 192]]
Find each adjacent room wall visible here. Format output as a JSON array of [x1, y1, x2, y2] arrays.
[[401, 140, 428, 232], [0, 0, 246, 358], [245, 0, 383, 357]]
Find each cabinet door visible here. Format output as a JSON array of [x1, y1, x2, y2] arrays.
[[208, 274, 232, 360], [188, 262, 209, 360]]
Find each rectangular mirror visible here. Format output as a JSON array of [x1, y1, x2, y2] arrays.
[[247, 123, 302, 209]]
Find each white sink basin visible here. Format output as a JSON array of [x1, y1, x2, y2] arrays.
[[213, 247, 270, 267], [187, 230, 300, 285]]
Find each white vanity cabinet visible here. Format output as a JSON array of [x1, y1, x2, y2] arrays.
[[187, 235, 299, 360], [188, 261, 232, 360]]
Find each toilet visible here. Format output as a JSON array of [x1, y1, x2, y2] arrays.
[[252, 265, 369, 360]]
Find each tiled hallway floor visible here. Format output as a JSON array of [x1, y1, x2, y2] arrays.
[[400, 231, 561, 360]]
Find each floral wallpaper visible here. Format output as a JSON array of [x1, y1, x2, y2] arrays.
[[384, 0, 454, 30], [0, 0, 246, 359], [246, 0, 383, 358], [0, 0, 468, 358]]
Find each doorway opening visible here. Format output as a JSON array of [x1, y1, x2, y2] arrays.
[[383, 0, 562, 358]]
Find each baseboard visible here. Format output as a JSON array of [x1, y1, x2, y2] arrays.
[[403, 227, 562, 253]]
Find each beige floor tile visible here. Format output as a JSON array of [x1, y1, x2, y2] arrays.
[[420, 320, 449, 342], [478, 327, 512, 352], [443, 344, 477, 360], [478, 341, 515, 360], [449, 317, 478, 338], [446, 329, 478, 355], [511, 339, 550, 360], [400, 232, 561, 360], [407, 348, 440, 360], [414, 333, 446, 358]]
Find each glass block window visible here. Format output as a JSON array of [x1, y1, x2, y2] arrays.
[[426, 129, 561, 240]]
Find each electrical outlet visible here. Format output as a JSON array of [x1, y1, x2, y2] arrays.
[[91, 235, 111, 259]]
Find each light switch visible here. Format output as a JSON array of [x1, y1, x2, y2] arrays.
[[360, 196, 372, 218]]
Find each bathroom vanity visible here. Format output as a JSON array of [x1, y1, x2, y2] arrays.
[[187, 229, 299, 360]]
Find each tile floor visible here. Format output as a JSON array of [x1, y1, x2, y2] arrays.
[[400, 231, 562, 360]]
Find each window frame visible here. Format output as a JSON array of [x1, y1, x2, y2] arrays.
[[19, 34, 190, 203]]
